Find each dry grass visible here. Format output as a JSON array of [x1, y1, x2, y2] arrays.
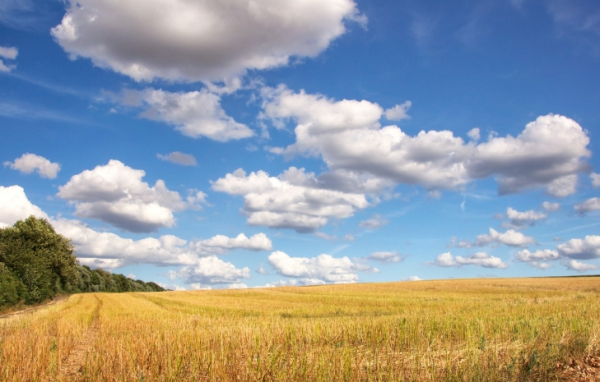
[[2, 277, 600, 381]]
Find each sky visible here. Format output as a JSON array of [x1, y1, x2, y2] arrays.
[[1, 0, 600, 290]]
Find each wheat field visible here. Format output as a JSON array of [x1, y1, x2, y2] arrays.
[[1, 277, 600, 381]]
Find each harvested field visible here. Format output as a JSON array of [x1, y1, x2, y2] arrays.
[[1, 277, 600, 381]]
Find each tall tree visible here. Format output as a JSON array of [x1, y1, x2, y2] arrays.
[[0, 216, 78, 303]]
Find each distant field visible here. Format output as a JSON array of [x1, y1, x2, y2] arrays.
[[2, 278, 600, 381]]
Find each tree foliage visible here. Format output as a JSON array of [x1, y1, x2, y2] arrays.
[[0, 216, 164, 310]]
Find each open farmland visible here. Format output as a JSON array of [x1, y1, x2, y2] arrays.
[[2, 277, 600, 381]]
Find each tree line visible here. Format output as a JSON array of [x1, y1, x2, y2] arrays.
[[0, 216, 165, 310]]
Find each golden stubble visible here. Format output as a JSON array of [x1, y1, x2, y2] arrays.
[[1, 277, 599, 381]]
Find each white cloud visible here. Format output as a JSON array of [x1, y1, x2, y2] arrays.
[[438, 252, 507, 268], [574, 197, 600, 214], [591, 173, 600, 188], [467, 128, 480, 142], [557, 235, 600, 260], [468, 115, 590, 196], [542, 201, 560, 212], [50, 218, 271, 274], [212, 167, 369, 233], [384, 101, 412, 121], [177, 256, 250, 285], [228, 283, 249, 289], [0, 185, 48, 228], [529, 262, 553, 270], [367, 251, 404, 263], [268, 250, 371, 284], [52, 216, 273, 268], [57, 160, 198, 232], [0, 61, 11, 72], [562, 259, 599, 273], [52, 0, 364, 82], [127, 273, 136, 279], [515, 249, 560, 262], [448, 236, 472, 248], [359, 214, 390, 230], [157, 152, 197, 166], [262, 87, 591, 196], [428, 252, 508, 268], [504, 207, 546, 228], [474, 228, 536, 247], [315, 232, 338, 240], [545, 174, 578, 198], [197, 233, 272, 253], [128, 89, 254, 142], [402, 276, 421, 281], [4, 153, 61, 178], [0, 46, 17, 72], [0, 46, 18, 60], [256, 264, 269, 275]]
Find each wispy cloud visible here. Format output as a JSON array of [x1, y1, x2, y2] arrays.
[[0, 101, 95, 125]]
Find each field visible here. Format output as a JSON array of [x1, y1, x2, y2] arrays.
[[1, 277, 600, 381]]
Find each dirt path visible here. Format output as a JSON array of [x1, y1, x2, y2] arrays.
[[0, 295, 68, 320], [58, 296, 102, 382]]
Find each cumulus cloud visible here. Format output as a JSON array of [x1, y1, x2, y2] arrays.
[[0, 46, 17, 72], [256, 264, 269, 275], [122, 88, 253, 141], [57, 160, 200, 232], [359, 214, 390, 230], [52, 0, 364, 82], [542, 201, 560, 212], [384, 101, 412, 121], [0, 185, 48, 228], [402, 276, 422, 281], [0, 46, 18, 60], [515, 249, 559, 269], [176, 256, 250, 285], [4, 153, 61, 178], [157, 152, 197, 166], [197, 233, 272, 253], [503, 207, 546, 228], [268, 250, 375, 284], [574, 198, 600, 214], [515, 249, 560, 262], [367, 251, 405, 263], [562, 259, 599, 273], [448, 236, 473, 248], [262, 87, 591, 196], [228, 283, 249, 289], [473, 228, 536, 247], [557, 235, 600, 260], [591, 173, 600, 188], [212, 167, 369, 233], [53, 217, 273, 268], [0, 185, 271, 269], [530, 262, 554, 270], [467, 128, 481, 142], [428, 252, 508, 269]]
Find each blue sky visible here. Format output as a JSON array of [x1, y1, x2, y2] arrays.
[[1, 0, 600, 289]]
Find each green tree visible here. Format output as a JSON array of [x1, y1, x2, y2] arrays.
[[0, 216, 78, 304], [0, 262, 28, 308]]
